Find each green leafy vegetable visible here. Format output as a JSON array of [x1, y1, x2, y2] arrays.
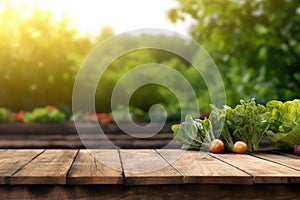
[[173, 98, 300, 152], [173, 99, 270, 152], [209, 99, 269, 152], [209, 104, 233, 150], [172, 114, 216, 150], [224, 99, 270, 152], [265, 99, 300, 148]]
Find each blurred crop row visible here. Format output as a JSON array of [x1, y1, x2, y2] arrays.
[[0, 105, 181, 123]]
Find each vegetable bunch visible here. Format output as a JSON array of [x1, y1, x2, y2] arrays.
[[172, 114, 224, 152], [265, 99, 300, 149], [172, 99, 269, 152], [219, 99, 270, 152]]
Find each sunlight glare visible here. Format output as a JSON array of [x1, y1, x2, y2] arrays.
[[1, 0, 191, 36]]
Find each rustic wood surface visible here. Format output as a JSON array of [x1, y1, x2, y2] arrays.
[[157, 149, 252, 184], [120, 149, 182, 185], [11, 150, 78, 184], [0, 149, 299, 199], [211, 153, 300, 184], [0, 132, 180, 149], [0, 122, 181, 149], [0, 149, 43, 184], [251, 151, 300, 171], [0, 149, 298, 185], [68, 149, 123, 184]]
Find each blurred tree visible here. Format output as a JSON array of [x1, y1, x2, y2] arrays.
[[0, 4, 212, 116], [0, 4, 93, 114], [94, 26, 115, 43], [93, 34, 210, 113], [168, 0, 300, 105]]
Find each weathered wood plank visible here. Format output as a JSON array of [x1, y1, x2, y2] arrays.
[[67, 149, 123, 184], [1, 148, 300, 187], [157, 149, 253, 184], [0, 150, 7, 154], [11, 149, 78, 184], [0, 133, 180, 149], [212, 153, 300, 184], [120, 149, 182, 185], [0, 150, 43, 184], [252, 152, 300, 172], [0, 184, 300, 200]]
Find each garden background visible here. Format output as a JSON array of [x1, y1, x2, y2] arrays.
[[1, 0, 300, 121]]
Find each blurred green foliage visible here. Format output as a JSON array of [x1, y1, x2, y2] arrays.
[[0, 108, 10, 122], [0, 5, 93, 114], [24, 106, 66, 123], [0, 4, 211, 117], [2, 1, 299, 119], [168, 0, 300, 106]]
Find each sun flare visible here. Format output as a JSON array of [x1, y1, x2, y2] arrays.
[[1, 0, 190, 35]]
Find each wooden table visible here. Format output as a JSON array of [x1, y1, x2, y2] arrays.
[[0, 122, 180, 149], [0, 149, 299, 199]]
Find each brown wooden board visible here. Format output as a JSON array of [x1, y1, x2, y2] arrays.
[[212, 153, 300, 184], [0, 133, 179, 149], [157, 149, 252, 184], [1, 149, 300, 187], [0, 149, 43, 184], [251, 152, 300, 172], [67, 149, 123, 184], [0, 150, 7, 154], [0, 184, 300, 200], [119, 149, 182, 185], [11, 149, 78, 184]]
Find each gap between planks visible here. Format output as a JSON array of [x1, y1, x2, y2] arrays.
[[117, 149, 126, 185], [250, 151, 300, 172], [65, 149, 80, 184], [11, 150, 78, 184], [211, 152, 300, 184], [67, 149, 123, 185], [156, 149, 253, 185], [118, 149, 182, 185], [10, 150, 46, 178], [0, 149, 45, 184], [1, 149, 300, 186]]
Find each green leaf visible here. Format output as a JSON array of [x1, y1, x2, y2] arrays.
[[171, 124, 180, 132], [223, 99, 269, 152], [266, 99, 300, 149], [267, 124, 300, 149]]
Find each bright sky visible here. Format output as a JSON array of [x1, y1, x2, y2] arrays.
[[3, 0, 193, 36]]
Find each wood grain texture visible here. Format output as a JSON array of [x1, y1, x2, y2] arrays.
[[120, 149, 182, 185], [0, 122, 179, 149], [0, 149, 43, 184], [67, 149, 123, 184], [252, 152, 300, 172], [1, 149, 300, 187], [0, 184, 300, 200], [11, 149, 78, 184], [157, 149, 252, 184], [0, 150, 7, 154], [212, 153, 300, 184]]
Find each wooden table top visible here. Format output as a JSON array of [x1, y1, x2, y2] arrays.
[[0, 149, 299, 186]]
